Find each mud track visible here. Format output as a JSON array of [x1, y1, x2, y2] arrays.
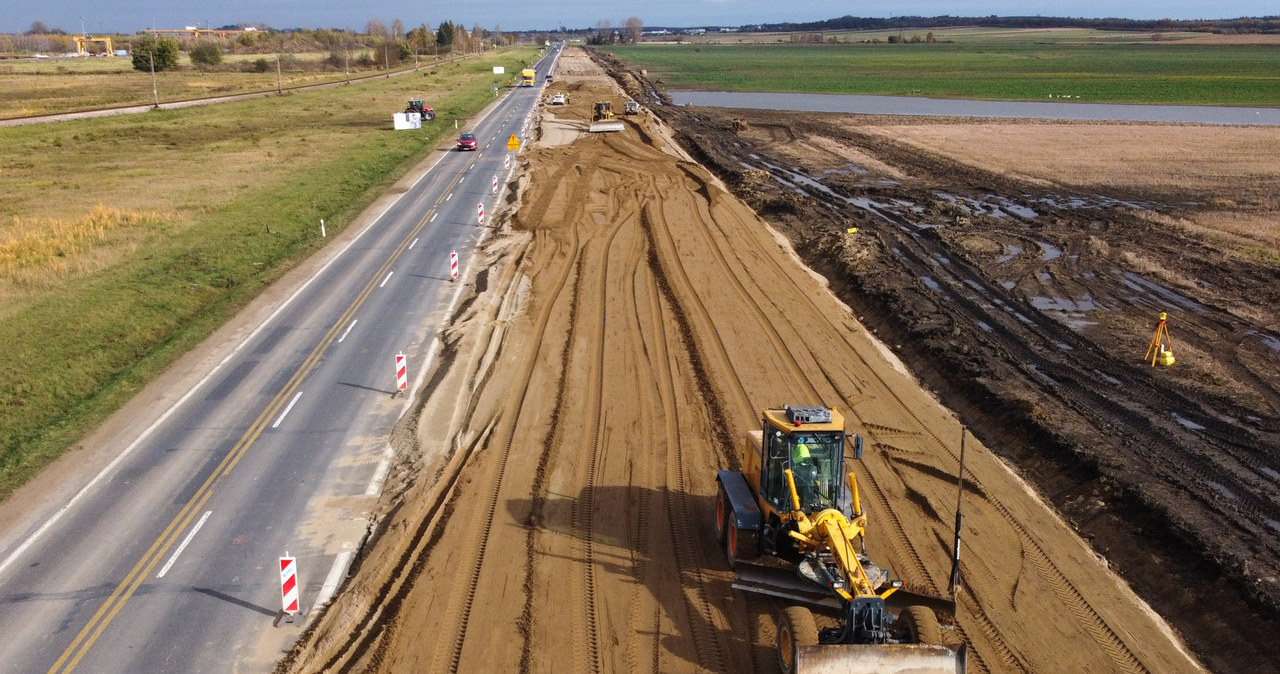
[[277, 49, 1227, 674], [591, 49, 1280, 673]]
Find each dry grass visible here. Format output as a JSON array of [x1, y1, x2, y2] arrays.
[[0, 206, 170, 295]]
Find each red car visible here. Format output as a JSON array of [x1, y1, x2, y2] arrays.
[[456, 133, 478, 151]]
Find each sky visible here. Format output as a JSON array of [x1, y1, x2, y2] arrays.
[[5, 1, 1275, 35]]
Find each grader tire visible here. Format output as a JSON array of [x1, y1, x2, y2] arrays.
[[714, 484, 730, 544], [776, 606, 819, 674], [899, 605, 943, 645]]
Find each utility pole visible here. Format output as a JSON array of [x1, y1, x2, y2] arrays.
[[149, 50, 158, 108]]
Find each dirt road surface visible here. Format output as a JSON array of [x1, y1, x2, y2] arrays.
[[276, 49, 1214, 673]]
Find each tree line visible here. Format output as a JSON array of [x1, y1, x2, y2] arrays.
[[6, 19, 518, 70], [750, 14, 1280, 35]]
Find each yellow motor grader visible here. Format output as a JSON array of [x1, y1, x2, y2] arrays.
[[715, 405, 967, 674]]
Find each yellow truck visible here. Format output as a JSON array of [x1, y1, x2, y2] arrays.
[[520, 69, 535, 86]]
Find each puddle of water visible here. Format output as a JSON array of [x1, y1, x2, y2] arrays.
[[1001, 280, 1016, 290], [1204, 480, 1238, 501], [995, 244, 1022, 264], [1254, 332, 1280, 352], [920, 276, 942, 292], [963, 279, 985, 292], [976, 320, 994, 333], [1013, 312, 1034, 325], [1261, 466, 1280, 483], [1038, 241, 1062, 262], [1269, 519, 1280, 535], [1053, 341, 1075, 351], [1001, 201, 1039, 219], [1028, 294, 1101, 312], [1027, 364, 1057, 385], [1121, 272, 1208, 313], [935, 255, 951, 265], [1095, 371, 1123, 386], [1171, 412, 1207, 431], [1036, 272, 1052, 282]]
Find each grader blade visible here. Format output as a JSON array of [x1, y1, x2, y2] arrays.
[[797, 643, 966, 674]]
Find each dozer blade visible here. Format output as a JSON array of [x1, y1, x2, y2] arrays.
[[798, 643, 967, 674], [588, 120, 624, 132]]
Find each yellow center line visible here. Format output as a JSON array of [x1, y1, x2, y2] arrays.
[[48, 185, 461, 672]]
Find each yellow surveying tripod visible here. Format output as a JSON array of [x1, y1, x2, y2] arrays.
[[1145, 312, 1175, 367]]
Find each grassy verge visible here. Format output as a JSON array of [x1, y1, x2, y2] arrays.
[[603, 42, 1280, 106], [0, 47, 537, 499]]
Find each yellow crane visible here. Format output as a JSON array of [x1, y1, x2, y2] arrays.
[[73, 35, 114, 57]]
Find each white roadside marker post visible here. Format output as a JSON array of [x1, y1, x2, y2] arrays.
[[280, 554, 299, 623]]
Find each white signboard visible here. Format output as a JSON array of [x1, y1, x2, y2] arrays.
[[393, 112, 422, 130], [492, 66, 505, 74]]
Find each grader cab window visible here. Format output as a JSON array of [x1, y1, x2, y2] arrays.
[[787, 433, 842, 511]]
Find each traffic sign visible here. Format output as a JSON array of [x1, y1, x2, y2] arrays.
[[280, 555, 299, 615], [507, 134, 520, 150]]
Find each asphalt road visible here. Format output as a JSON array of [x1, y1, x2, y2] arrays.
[[0, 45, 562, 674]]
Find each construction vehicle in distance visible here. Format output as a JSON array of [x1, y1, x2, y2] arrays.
[[589, 101, 624, 133], [405, 100, 435, 121], [716, 405, 967, 674], [624, 100, 640, 115]]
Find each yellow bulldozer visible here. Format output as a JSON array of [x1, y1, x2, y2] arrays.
[[716, 405, 967, 674], [588, 101, 624, 132]]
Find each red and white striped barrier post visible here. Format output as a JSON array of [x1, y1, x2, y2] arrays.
[[450, 250, 458, 281], [492, 175, 498, 194], [395, 353, 407, 394], [280, 554, 299, 619], [477, 203, 485, 225], [504, 154, 510, 170]]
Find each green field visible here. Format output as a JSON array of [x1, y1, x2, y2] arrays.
[[603, 41, 1280, 106], [0, 47, 538, 499]]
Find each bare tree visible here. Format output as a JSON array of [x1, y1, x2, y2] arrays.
[[366, 19, 388, 40], [624, 17, 643, 44], [391, 19, 405, 40], [594, 19, 612, 45]]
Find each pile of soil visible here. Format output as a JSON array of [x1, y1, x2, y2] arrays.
[[589, 48, 1280, 672]]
